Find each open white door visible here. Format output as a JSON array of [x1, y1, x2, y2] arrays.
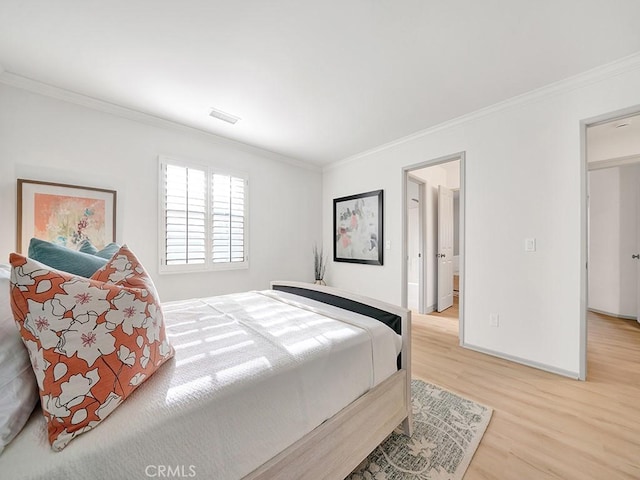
[[636, 175, 640, 324], [437, 185, 454, 312]]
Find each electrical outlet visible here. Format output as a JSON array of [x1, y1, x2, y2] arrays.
[[489, 313, 499, 327]]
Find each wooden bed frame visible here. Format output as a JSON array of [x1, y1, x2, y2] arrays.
[[0, 279, 410, 480], [245, 281, 413, 480]]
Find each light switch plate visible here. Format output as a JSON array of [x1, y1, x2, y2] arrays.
[[525, 238, 536, 252]]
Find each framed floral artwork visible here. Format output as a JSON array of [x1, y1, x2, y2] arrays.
[[17, 179, 117, 254], [333, 189, 383, 265]]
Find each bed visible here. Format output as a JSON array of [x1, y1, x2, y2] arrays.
[[0, 280, 412, 480]]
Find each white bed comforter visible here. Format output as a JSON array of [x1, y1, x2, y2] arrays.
[[0, 290, 401, 480]]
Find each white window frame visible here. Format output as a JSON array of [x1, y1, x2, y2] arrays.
[[159, 155, 249, 274]]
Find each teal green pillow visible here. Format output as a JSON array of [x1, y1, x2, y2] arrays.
[[78, 239, 99, 255], [28, 238, 107, 278], [79, 239, 120, 259]]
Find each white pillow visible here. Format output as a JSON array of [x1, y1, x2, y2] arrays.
[[0, 263, 38, 455]]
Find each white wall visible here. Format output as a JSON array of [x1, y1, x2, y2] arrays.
[[323, 58, 640, 377], [406, 178, 420, 312], [0, 84, 322, 301], [453, 190, 460, 260], [588, 165, 639, 317], [406, 178, 420, 285], [440, 160, 461, 189]]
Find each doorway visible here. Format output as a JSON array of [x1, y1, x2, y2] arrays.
[[581, 109, 640, 380], [402, 152, 465, 344]]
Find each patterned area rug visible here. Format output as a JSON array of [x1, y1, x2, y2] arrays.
[[346, 379, 492, 480]]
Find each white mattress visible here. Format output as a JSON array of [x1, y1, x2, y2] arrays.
[[0, 290, 401, 480]]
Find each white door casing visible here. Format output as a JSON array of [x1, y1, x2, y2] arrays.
[[437, 185, 454, 312]]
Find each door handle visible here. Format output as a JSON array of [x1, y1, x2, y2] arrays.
[[436, 253, 446, 258], [633, 254, 640, 259]]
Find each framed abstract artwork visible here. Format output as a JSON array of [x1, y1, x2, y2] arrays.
[[17, 179, 117, 254], [333, 189, 383, 265]]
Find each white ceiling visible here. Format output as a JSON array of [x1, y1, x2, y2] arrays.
[[587, 113, 640, 163], [1, 1, 640, 166]]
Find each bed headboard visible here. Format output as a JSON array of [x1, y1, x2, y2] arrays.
[[270, 281, 411, 372], [271, 284, 402, 336]]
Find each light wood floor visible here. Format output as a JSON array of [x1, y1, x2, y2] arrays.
[[411, 304, 640, 479]]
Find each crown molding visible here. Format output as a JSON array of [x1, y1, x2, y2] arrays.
[[0, 71, 321, 173], [325, 51, 640, 173]]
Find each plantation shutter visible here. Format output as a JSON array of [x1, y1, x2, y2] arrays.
[[211, 174, 246, 263], [163, 164, 207, 265]]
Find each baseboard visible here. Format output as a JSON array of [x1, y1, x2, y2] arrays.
[[462, 342, 581, 380], [424, 304, 436, 314], [587, 308, 637, 321]]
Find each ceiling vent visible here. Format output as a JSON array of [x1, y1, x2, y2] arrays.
[[209, 108, 240, 124]]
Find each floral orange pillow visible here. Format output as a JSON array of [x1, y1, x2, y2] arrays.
[[9, 246, 174, 451]]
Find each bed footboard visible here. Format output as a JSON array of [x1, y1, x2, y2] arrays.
[[244, 370, 409, 480]]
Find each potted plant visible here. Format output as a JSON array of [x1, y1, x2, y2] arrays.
[[313, 244, 327, 286]]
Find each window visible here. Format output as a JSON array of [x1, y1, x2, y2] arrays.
[[160, 157, 248, 272]]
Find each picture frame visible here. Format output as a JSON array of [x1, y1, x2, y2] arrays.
[[17, 179, 117, 254], [333, 189, 383, 265]]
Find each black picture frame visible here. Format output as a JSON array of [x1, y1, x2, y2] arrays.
[[333, 189, 383, 265]]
